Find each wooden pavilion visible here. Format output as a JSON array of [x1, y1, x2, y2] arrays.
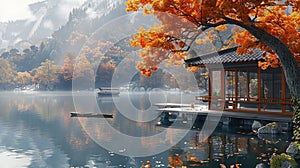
[[185, 47, 294, 115]]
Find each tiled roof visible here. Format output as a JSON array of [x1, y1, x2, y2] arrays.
[[185, 47, 264, 66]]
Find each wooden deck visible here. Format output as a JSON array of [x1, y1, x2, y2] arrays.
[[155, 103, 292, 123], [155, 103, 201, 108]]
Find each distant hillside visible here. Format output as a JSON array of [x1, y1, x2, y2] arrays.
[[0, 0, 125, 50]]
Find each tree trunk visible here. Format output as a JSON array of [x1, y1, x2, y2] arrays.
[[225, 18, 300, 141], [292, 98, 300, 141]]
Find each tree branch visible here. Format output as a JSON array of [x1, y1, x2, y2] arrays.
[[169, 4, 199, 24]]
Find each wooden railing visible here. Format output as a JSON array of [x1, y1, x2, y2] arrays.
[[195, 95, 292, 113]]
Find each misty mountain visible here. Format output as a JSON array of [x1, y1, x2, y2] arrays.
[[53, 0, 126, 41], [0, 0, 126, 50]]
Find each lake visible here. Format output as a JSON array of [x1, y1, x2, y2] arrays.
[[0, 91, 291, 168]]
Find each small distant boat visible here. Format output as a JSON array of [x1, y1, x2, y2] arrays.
[[70, 112, 113, 118], [97, 87, 120, 96]]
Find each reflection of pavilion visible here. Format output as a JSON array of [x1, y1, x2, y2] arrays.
[[173, 129, 290, 167], [185, 47, 295, 115]]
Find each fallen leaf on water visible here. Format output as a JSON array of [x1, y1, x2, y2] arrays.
[[220, 164, 226, 168]]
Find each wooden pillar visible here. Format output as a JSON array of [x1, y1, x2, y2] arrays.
[[208, 69, 212, 110], [234, 69, 238, 110], [257, 68, 261, 112], [221, 70, 225, 110], [282, 69, 286, 113], [246, 71, 249, 101]]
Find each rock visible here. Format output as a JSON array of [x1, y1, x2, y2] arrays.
[[257, 133, 280, 143], [252, 120, 262, 131], [258, 122, 282, 134], [255, 163, 267, 168], [281, 160, 295, 168], [286, 143, 300, 159], [270, 154, 298, 168]]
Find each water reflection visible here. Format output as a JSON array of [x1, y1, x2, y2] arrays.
[[0, 91, 291, 167]]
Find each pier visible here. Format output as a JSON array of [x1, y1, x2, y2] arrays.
[[155, 103, 292, 130]]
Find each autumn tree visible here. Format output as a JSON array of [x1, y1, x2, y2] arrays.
[[125, 0, 300, 140], [57, 53, 75, 90], [60, 54, 75, 81], [137, 69, 166, 90], [73, 55, 94, 90], [14, 71, 32, 87], [95, 60, 117, 87], [31, 59, 60, 90], [194, 25, 240, 52], [0, 58, 16, 89]]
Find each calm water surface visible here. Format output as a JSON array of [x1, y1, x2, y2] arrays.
[[0, 91, 291, 168]]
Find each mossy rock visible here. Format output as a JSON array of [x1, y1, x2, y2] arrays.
[[270, 153, 298, 168], [286, 142, 300, 159], [258, 122, 282, 134], [291, 141, 300, 149]]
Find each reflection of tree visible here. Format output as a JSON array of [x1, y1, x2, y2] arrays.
[[225, 71, 235, 97], [238, 72, 248, 98], [194, 68, 209, 92], [77, 113, 114, 143], [31, 96, 61, 122], [68, 120, 94, 151], [168, 155, 183, 167], [250, 79, 258, 98], [141, 161, 152, 168], [166, 66, 198, 91], [17, 97, 33, 112]]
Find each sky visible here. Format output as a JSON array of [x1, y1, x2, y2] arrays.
[[0, 0, 41, 22], [0, 0, 86, 22]]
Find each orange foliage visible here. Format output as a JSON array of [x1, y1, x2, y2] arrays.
[[126, 0, 300, 74], [187, 66, 199, 72], [215, 25, 227, 31], [60, 54, 74, 81]]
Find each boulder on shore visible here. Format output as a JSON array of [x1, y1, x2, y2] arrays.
[[255, 163, 266, 168], [281, 160, 296, 168], [286, 143, 300, 160], [252, 120, 262, 131], [257, 122, 282, 134], [270, 153, 298, 168]]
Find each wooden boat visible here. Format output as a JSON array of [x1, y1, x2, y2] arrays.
[[70, 112, 113, 118], [97, 87, 120, 96]]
